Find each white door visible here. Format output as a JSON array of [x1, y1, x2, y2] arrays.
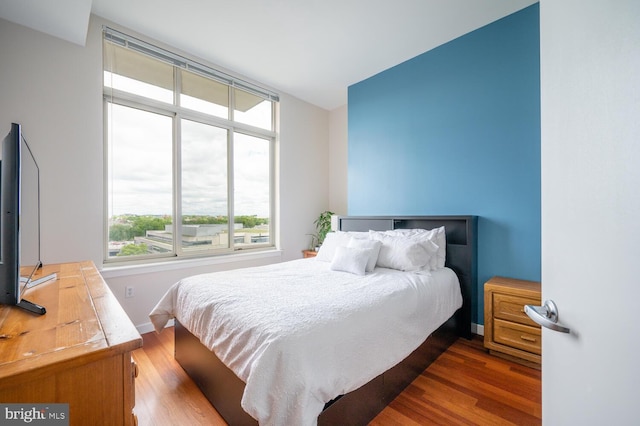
[[540, 1, 640, 424]]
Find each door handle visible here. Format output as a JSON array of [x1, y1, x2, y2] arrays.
[[524, 300, 571, 333]]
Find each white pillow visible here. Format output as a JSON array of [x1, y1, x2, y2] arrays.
[[378, 226, 446, 270], [348, 238, 382, 272], [415, 227, 446, 269], [430, 227, 446, 269], [369, 233, 436, 271], [330, 246, 370, 275], [336, 230, 370, 240], [316, 232, 352, 262]]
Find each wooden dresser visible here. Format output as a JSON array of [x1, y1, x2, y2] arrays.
[[0, 261, 142, 425], [484, 276, 541, 368]]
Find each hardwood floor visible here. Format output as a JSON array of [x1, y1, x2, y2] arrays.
[[133, 328, 227, 425], [132, 328, 541, 425]]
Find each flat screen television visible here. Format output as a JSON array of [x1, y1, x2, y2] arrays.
[[0, 123, 46, 314]]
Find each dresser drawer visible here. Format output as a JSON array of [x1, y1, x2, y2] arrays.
[[493, 293, 539, 327], [493, 318, 541, 355]]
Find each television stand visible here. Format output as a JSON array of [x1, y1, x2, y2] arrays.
[[16, 298, 46, 315], [21, 272, 57, 289], [16, 271, 56, 315]]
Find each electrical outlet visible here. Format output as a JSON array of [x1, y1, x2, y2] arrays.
[[125, 286, 135, 298]]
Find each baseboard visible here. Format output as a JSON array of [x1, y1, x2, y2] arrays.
[[472, 323, 484, 336], [137, 319, 174, 335]]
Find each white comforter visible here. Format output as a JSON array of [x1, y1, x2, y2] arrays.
[[149, 258, 462, 426]]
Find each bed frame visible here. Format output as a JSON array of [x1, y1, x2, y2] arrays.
[[175, 215, 477, 425]]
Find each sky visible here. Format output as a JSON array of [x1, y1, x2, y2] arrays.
[[106, 72, 271, 219]]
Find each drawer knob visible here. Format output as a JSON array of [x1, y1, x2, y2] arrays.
[[525, 300, 570, 333], [520, 335, 537, 343]]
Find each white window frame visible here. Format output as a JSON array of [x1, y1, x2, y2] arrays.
[[102, 27, 278, 264]]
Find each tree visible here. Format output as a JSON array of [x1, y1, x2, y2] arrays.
[[118, 243, 148, 256], [130, 216, 168, 237], [235, 215, 268, 228], [109, 224, 134, 241]]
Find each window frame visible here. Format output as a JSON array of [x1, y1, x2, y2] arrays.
[[102, 27, 278, 265]]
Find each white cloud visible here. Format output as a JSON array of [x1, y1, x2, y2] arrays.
[[107, 104, 270, 218]]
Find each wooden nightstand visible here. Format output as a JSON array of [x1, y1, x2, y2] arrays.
[[484, 276, 541, 368], [302, 250, 318, 258]]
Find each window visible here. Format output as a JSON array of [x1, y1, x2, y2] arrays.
[[103, 27, 277, 262]]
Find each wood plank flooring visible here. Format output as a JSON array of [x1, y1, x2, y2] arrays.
[[132, 328, 541, 425]]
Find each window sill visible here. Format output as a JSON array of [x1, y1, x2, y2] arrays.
[[100, 249, 283, 279]]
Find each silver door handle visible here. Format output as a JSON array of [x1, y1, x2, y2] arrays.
[[524, 300, 571, 333]]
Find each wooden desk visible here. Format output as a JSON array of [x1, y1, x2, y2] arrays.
[[0, 261, 142, 425]]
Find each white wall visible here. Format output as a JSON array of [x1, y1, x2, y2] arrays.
[[278, 93, 330, 255], [0, 16, 104, 265], [0, 16, 331, 330], [329, 105, 348, 215]]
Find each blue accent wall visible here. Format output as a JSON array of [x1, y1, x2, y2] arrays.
[[347, 4, 540, 325]]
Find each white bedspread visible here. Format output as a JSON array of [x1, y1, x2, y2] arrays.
[[149, 258, 462, 426]]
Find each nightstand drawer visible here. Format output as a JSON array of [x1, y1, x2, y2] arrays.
[[484, 276, 541, 367], [493, 293, 539, 327], [494, 318, 541, 355]]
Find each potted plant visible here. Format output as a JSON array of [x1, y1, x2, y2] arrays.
[[309, 210, 335, 250]]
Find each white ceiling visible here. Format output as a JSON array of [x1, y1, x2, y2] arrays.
[[0, 0, 537, 110]]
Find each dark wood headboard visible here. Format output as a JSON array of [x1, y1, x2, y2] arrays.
[[336, 215, 477, 338]]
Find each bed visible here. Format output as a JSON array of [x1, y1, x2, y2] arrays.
[[150, 215, 476, 425]]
